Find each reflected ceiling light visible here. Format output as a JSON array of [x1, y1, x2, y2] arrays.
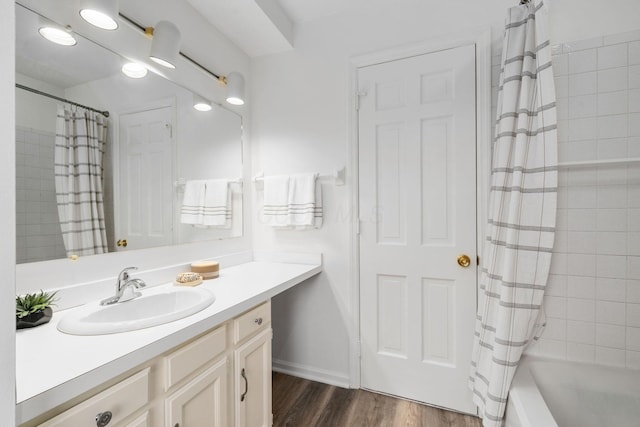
[[38, 25, 77, 46], [149, 21, 181, 69], [225, 72, 245, 106], [121, 62, 147, 78], [79, 0, 119, 30], [193, 98, 212, 112]]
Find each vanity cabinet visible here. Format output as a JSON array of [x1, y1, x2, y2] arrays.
[[31, 301, 272, 427]]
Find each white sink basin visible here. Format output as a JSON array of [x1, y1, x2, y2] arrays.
[[57, 285, 215, 335]]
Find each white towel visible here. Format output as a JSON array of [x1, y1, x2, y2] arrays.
[[288, 173, 322, 229], [180, 180, 206, 224], [202, 179, 231, 228], [262, 175, 290, 227]]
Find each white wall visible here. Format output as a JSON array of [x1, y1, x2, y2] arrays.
[[250, 0, 640, 385], [1, 0, 15, 423]]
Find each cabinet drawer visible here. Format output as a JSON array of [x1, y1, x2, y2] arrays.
[[164, 325, 227, 391], [234, 301, 271, 344], [38, 368, 150, 427]]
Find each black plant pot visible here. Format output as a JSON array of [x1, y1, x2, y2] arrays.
[[16, 307, 53, 330]]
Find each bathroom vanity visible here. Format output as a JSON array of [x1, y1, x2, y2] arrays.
[[16, 257, 322, 426]]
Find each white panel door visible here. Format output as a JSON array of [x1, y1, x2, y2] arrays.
[[358, 44, 477, 413], [117, 107, 174, 250]]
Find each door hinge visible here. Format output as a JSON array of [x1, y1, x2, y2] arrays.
[[355, 91, 368, 110], [165, 123, 173, 138], [477, 255, 480, 265], [356, 219, 361, 235]]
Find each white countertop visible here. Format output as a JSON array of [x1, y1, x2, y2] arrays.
[[15, 260, 322, 425]]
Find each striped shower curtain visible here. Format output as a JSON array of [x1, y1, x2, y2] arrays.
[[54, 105, 108, 256], [469, 1, 557, 426]]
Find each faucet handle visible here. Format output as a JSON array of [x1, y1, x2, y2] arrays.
[[118, 266, 138, 281]]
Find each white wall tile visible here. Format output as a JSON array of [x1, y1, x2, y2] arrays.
[[597, 114, 628, 139], [568, 254, 597, 276], [596, 323, 626, 348], [570, 72, 598, 96], [598, 67, 628, 93], [628, 280, 640, 303], [546, 274, 568, 297], [628, 256, 640, 279], [567, 298, 596, 322], [544, 317, 567, 341], [598, 44, 628, 70], [566, 37, 603, 52], [604, 31, 640, 45], [567, 320, 595, 344], [597, 164, 628, 184], [566, 140, 597, 160], [629, 113, 640, 136], [598, 91, 628, 115], [630, 41, 640, 65], [596, 278, 627, 302], [545, 296, 567, 318], [627, 303, 640, 327], [555, 75, 569, 98], [529, 338, 566, 359], [569, 94, 597, 118], [568, 186, 597, 208], [570, 49, 598, 74], [568, 231, 597, 254], [597, 254, 627, 278], [630, 89, 640, 112], [569, 209, 597, 230], [626, 327, 640, 351], [629, 232, 640, 255], [567, 168, 597, 186], [630, 65, 640, 89], [597, 300, 627, 325], [597, 185, 627, 208], [567, 275, 596, 299], [597, 232, 627, 255]]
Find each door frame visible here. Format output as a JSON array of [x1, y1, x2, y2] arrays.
[[347, 27, 493, 389], [113, 97, 177, 250]]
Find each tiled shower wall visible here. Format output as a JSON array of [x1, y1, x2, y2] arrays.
[[490, 30, 640, 368], [15, 126, 66, 263]]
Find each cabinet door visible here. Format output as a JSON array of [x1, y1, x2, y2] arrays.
[[235, 328, 272, 427], [166, 358, 228, 427]]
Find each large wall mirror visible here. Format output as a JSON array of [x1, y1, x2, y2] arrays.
[[15, 3, 243, 265]]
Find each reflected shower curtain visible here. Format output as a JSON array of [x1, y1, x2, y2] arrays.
[[469, 1, 557, 426], [54, 105, 108, 256]]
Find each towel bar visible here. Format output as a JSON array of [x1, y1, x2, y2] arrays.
[[253, 167, 345, 186]]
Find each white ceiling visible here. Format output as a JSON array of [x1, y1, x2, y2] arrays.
[[186, 0, 369, 57]]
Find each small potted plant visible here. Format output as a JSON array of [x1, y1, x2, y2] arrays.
[[16, 290, 57, 329]]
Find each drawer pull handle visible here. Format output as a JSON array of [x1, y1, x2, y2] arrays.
[[241, 368, 249, 402], [95, 411, 113, 427], [254, 317, 263, 326]]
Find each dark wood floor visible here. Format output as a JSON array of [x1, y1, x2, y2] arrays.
[[272, 373, 482, 427]]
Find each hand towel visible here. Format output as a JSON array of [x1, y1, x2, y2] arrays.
[[288, 173, 322, 229], [262, 175, 290, 227], [202, 179, 231, 228], [180, 180, 206, 224]]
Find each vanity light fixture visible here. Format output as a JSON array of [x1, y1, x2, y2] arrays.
[[38, 25, 77, 46], [225, 71, 245, 106], [193, 96, 212, 112], [121, 62, 147, 78], [79, 0, 119, 30], [149, 21, 181, 69]]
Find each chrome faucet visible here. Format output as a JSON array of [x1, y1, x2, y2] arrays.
[[100, 266, 147, 305]]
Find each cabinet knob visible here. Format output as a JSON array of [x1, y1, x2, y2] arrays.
[[254, 317, 263, 326], [95, 411, 113, 427]]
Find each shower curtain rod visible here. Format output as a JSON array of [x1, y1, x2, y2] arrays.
[[15, 83, 110, 118]]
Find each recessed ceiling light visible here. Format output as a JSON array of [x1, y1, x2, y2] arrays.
[[38, 26, 77, 46], [79, 0, 119, 30], [121, 62, 148, 78]]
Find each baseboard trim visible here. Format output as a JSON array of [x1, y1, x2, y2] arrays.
[[272, 358, 351, 389]]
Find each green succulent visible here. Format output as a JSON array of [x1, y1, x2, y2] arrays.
[[16, 290, 57, 318]]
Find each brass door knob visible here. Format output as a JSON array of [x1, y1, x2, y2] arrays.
[[457, 254, 471, 268], [116, 239, 128, 247]]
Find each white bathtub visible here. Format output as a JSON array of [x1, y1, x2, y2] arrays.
[[505, 357, 640, 427]]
